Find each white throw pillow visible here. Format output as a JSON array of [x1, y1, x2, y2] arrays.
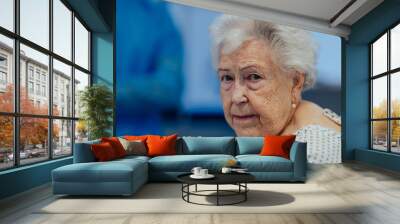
[[118, 137, 147, 156]]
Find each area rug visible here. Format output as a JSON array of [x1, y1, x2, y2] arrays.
[[37, 183, 362, 214]]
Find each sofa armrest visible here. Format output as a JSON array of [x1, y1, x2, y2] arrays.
[[289, 141, 307, 181], [73, 140, 100, 163]]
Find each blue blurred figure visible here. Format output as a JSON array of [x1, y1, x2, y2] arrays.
[[116, 0, 183, 135]]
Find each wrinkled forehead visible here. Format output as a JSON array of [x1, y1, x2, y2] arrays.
[[218, 39, 279, 70]]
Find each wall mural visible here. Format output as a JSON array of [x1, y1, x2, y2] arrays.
[[116, 0, 342, 163]]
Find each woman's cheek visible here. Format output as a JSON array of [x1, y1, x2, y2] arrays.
[[247, 88, 286, 134], [220, 91, 233, 122]]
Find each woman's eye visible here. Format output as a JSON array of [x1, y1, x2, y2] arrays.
[[247, 73, 261, 81], [220, 75, 234, 82]]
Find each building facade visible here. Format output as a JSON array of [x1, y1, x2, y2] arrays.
[[0, 41, 79, 154]]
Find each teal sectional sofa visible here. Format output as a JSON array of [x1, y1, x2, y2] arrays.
[[52, 137, 307, 196]]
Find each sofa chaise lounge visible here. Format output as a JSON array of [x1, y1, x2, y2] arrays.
[[52, 137, 307, 196]]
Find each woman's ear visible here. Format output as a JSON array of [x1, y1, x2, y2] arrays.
[[291, 71, 305, 103]]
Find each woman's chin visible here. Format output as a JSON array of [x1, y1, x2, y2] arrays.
[[234, 128, 263, 137]]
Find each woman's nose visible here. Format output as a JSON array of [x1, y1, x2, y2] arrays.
[[231, 82, 248, 104]]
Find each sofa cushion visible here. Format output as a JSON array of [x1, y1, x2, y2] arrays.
[[260, 135, 296, 159], [236, 155, 293, 172], [147, 134, 177, 157], [124, 135, 148, 142], [235, 137, 264, 155], [91, 142, 118, 161], [102, 137, 127, 158], [115, 155, 150, 163], [118, 138, 147, 156], [149, 154, 235, 172], [53, 158, 148, 183], [180, 137, 235, 155]]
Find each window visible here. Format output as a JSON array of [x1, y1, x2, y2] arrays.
[[41, 85, 46, 97], [0, 71, 6, 85], [28, 81, 34, 94], [0, 0, 13, 32], [0, 54, 8, 88], [28, 67, 34, 80], [35, 83, 40, 95], [0, 34, 13, 113], [0, 55, 7, 67], [370, 23, 400, 154], [0, 0, 91, 170], [74, 18, 89, 70], [35, 70, 40, 81], [53, 0, 72, 60], [53, 59, 72, 117], [19, 117, 49, 165], [74, 69, 89, 119], [0, 116, 13, 170], [53, 119, 72, 158], [20, 0, 49, 49]]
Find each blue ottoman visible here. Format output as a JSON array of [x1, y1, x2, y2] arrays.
[[52, 156, 148, 196]]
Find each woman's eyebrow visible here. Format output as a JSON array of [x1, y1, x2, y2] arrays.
[[217, 68, 230, 73], [239, 65, 259, 71]]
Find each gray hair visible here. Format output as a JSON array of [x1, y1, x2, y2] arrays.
[[209, 15, 317, 90]]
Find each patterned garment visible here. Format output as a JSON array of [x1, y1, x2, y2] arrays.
[[295, 109, 342, 164]]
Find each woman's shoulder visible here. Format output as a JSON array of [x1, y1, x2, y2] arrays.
[[294, 100, 341, 132], [294, 100, 324, 122]]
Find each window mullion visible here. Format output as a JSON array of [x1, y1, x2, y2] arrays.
[[48, 0, 54, 160], [13, 0, 20, 167], [388, 30, 391, 152], [370, 45, 373, 149], [71, 10, 76, 155]]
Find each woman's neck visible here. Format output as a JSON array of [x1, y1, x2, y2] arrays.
[[279, 100, 303, 135]]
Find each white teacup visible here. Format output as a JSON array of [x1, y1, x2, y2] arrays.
[[191, 167, 202, 176], [199, 169, 208, 176], [221, 167, 232, 174]]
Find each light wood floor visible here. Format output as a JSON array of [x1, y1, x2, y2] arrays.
[[1, 162, 400, 224]]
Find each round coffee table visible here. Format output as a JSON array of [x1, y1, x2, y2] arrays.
[[177, 173, 255, 206]]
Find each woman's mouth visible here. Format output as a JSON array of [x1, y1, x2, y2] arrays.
[[232, 114, 258, 125]]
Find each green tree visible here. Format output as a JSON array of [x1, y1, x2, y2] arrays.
[[79, 84, 113, 140], [392, 99, 400, 143], [372, 99, 400, 143], [0, 85, 59, 150], [372, 100, 388, 139]]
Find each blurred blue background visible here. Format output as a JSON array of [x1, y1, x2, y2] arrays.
[[116, 0, 341, 136]]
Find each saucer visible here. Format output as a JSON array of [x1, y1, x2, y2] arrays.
[[232, 170, 249, 174], [190, 174, 215, 179]]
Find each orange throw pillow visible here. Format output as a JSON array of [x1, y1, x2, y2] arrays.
[[259, 135, 296, 159], [146, 134, 177, 157], [124, 135, 148, 142], [101, 137, 127, 158], [91, 142, 117, 161]]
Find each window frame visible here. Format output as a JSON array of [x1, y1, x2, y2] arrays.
[[0, 0, 92, 171], [370, 21, 400, 154]]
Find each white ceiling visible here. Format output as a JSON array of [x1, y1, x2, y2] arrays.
[[166, 0, 384, 38], [226, 0, 353, 22]]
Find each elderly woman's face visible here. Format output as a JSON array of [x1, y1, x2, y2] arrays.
[[218, 39, 295, 136]]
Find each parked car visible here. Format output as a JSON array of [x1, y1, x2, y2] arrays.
[[7, 153, 13, 161], [8, 150, 32, 160]]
